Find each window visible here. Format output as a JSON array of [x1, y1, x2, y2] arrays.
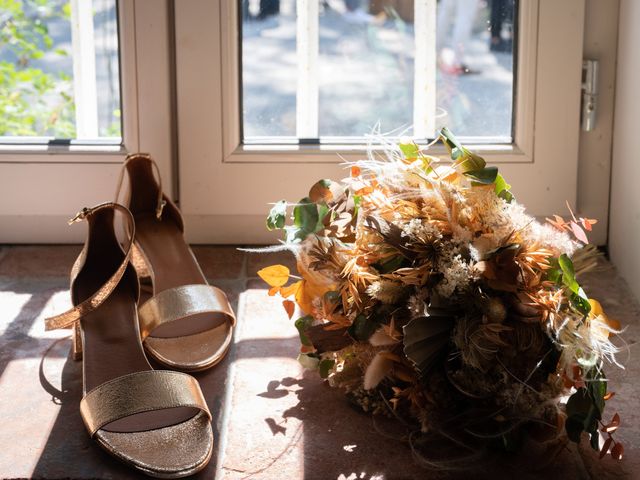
[[0, 1, 175, 244], [0, 0, 121, 144], [241, 0, 516, 144]]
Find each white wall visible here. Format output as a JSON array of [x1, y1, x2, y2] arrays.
[[609, 0, 640, 299]]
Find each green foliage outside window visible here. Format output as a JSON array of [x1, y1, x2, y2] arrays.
[[0, 0, 76, 137]]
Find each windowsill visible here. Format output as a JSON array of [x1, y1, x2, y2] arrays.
[[0, 143, 128, 162], [224, 141, 530, 164]]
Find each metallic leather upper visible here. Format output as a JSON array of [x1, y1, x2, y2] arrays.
[[138, 284, 237, 340], [44, 202, 136, 331], [80, 370, 211, 436]]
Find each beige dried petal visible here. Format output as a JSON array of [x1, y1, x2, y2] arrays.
[[363, 351, 394, 390]]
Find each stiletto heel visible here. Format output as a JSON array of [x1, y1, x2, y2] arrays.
[[46, 202, 214, 477], [114, 154, 236, 372], [72, 321, 82, 361]]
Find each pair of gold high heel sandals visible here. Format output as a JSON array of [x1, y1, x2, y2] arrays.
[[46, 154, 235, 477]]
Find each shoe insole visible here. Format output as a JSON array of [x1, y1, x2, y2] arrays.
[[134, 213, 228, 339]]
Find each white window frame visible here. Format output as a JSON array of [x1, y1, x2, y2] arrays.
[[0, 0, 176, 242], [220, 0, 537, 164]]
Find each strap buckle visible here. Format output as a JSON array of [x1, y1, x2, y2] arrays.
[[68, 207, 91, 225], [156, 199, 167, 219]]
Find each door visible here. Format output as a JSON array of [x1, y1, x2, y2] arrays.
[[174, 0, 607, 245]]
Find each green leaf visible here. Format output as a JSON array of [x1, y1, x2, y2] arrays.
[[547, 268, 562, 283], [439, 128, 487, 173], [293, 197, 319, 233], [348, 314, 378, 341], [399, 142, 420, 160], [466, 166, 499, 184], [587, 368, 607, 415], [498, 189, 514, 203], [558, 254, 575, 280], [375, 255, 405, 274], [494, 173, 510, 193], [316, 203, 330, 232], [323, 290, 340, 304], [284, 226, 309, 243], [565, 415, 584, 443], [266, 200, 287, 231], [553, 254, 591, 315], [455, 149, 486, 172], [297, 353, 319, 370], [439, 127, 463, 153], [559, 254, 580, 294], [570, 289, 592, 315], [565, 387, 602, 445], [546, 257, 562, 283], [353, 194, 362, 217], [558, 253, 576, 279], [319, 359, 335, 378], [294, 315, 314, 347], [494, 173, 514, 202]]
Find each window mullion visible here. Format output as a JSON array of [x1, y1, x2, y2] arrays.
[[70, 0, 99, 139], [295, 0, 319, 140], [413, 0, 437, 140]]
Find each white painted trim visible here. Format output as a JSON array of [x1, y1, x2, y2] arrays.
[[512, 0, 538, 160], [70, 0, 99, 139], [132, 0, 175, 197], [576, 0, 619, 246], [295, 0, 319, 139], [220, 0, 241, 162], [413, 0, 437, 140], [118, 0, 141, 154]]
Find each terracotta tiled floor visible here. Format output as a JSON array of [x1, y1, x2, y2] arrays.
[[0, 246, 638, 479]]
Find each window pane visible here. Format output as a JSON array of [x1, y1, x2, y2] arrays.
[[241, 0, 297, 138], [317, 2, 414, 138], [435, 0, 515, 139], [241, 0, 516, 143], [0, 0, 121, 142]]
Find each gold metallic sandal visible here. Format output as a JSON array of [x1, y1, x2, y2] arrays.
[[114, 154, 236, 372], [45, 203, 214, 478]]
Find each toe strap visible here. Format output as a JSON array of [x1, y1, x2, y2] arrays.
[[138, 284, 236, 341], [80, 370, 210, 436]]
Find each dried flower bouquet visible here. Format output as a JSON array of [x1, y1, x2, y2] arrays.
[[258, 128, 624, 462]]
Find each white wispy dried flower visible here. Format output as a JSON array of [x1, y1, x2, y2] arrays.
[[401, 218, 423, 238], [366, 280, 406, 304], [436, 253, 472, 297]]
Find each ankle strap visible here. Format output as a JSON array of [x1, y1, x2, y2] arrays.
[[114, 153, 166, 219], [45, 203, 136, 331]]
